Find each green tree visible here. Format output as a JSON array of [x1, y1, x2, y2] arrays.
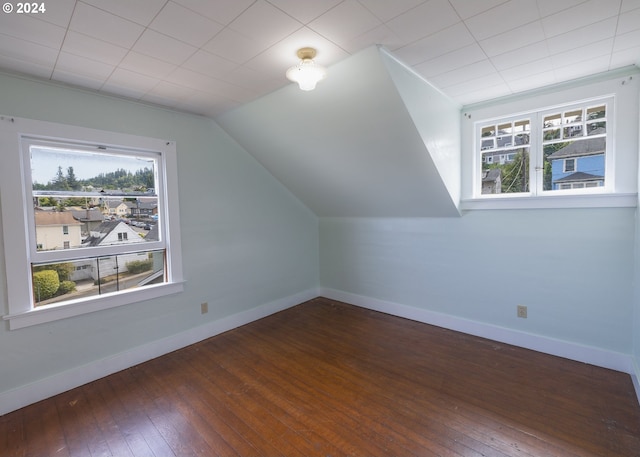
[[66, 166, 81, 190], [500, 150, 529, 193], [36, 196, 57, 207], [51, 166, 70, 190], [63, 197, 88, 207]]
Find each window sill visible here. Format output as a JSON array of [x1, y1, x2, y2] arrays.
[[460, 192, 637, 211], [3, 281, 185, 330]]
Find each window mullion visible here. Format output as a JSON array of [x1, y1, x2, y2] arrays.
[[531, 112, 543, 196]]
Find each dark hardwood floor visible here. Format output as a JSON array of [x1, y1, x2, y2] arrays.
[[2, 297, 640, 456]]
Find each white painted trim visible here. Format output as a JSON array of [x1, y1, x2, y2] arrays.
[[632, 374, 640, 407], [632, 358, 640, 406], [460, 192, 637, 210], [0, 288, 318, 416], [319, 288, 635, 375], [4, 282, 185, 330]]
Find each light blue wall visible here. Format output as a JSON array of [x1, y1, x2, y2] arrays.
[[320, 209, 635, 353], [317, 74, 638, 358], [0, 73, 319, 395]]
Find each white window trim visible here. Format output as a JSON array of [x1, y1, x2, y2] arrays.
[[563, 158, 576, 173], [460, 192, 637, 210], [462, 92, 638, 210], [0, 116, 184, 329]]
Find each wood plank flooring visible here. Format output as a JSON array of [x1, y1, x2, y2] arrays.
[[2, 297, 640, 456]]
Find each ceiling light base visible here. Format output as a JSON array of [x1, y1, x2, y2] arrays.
[[286, 47, 327, 91]]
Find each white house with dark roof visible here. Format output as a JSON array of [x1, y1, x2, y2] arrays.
[[83, 220, 143, 247], [34, 211, 83, 251], [81, 221, 148, 281]]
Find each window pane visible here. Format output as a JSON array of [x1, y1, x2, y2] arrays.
[[32, 250, 165, 307], [30, 145, 160, 251], [587, 121, 606, 134], [481, 139, 494, 150], [481, 125, 495, 137], [498, 122, 512, 134], [563, 125, 583, 138], [496, 135, 511, 147], [543, 128, 561, 141], [514, 119, 530, 133], [481, 148, 529, 195], [587, 105, 605, 120], [544, 113, 561, 128], [544, 137, 605, 191], [564, 109, 582, 124]]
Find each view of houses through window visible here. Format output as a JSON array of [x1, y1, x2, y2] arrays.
[[29, 143, 166, 307], [479, 99, 608, 196]]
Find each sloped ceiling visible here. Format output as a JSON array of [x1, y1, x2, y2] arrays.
[[217, 46, 461, 218]]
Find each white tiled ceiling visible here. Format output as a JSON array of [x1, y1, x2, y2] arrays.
[[0, 0, 638, 117]]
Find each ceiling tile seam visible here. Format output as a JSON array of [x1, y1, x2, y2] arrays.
[[447, 0, 509, 22], [77, 0, 168, 27], [175, 0, 259, 64], [534, 0, 591, 20], [448, 7, 507, 94], [50, 0, 80, 81], [158, 65, 260, 104], [354, 0, 428, 26], [608, 0, 626, 70], [264, 0, 338, 25], [110, 27, 210, 96], [466, 0, 605, 47], [67, 0, 160, 91], [385, 16, 469, 60], [56, 29, 130, 65], [532, 0, 556, 75]]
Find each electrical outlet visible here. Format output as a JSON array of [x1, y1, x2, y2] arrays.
[[517, 305, 527, 318], [201, 302, 208, 314]]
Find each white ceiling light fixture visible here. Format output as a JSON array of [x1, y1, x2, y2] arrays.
[[286, 47, 327, 91]]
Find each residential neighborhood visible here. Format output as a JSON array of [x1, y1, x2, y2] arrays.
[[481, 134, 605, 194], [32, 197, 162, 304], [547, 133, 605, 190]]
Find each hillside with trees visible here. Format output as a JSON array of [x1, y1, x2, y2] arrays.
[[33, 166, 154, 191]]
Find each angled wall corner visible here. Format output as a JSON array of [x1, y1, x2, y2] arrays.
[[217, 45, 461, 217], [379, 47, 462, 207]]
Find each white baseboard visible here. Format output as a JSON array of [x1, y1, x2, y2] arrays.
[[0, 288, 318, 416], [319, 288, 635, 375], [4, 287, 637, 416], [632, 358, 640, 406]]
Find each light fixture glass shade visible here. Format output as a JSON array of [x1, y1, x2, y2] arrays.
[[286, 48, 327, 91]]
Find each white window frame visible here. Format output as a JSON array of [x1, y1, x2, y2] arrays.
[[0, 116, 184, 330], [461, 90, 640, 210], [563, 158, 576, 173], [473, 96, 613, 199]]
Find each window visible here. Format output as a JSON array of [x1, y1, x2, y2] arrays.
[[474, 96, 612, 198], [0, 116, 184, 329], [478, 118, 531, 195], [563, 159, 575, 173]]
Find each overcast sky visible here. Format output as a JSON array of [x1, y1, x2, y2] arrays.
[[30, 146, 156, 186]]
